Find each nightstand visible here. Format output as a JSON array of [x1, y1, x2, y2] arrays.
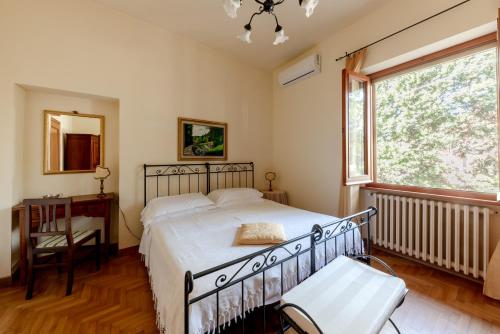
[[260, 190, 288, 205]]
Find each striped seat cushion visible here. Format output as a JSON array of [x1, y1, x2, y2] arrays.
[[36, 230, 96, 248], [281, 255, 406, 334]]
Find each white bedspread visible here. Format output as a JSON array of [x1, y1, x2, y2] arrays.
[[139, 199, 362, 334]]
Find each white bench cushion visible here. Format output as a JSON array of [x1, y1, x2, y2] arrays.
[[281, 255, 406, 334]]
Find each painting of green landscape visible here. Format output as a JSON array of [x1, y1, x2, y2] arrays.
[[178, 118, 227, 160]]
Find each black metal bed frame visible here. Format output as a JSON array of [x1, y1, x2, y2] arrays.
[[143, 162, 377, 334], [144, 162, 254, 206]]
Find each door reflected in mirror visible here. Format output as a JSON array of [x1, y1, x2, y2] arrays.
[[44, 110, 105, 174]]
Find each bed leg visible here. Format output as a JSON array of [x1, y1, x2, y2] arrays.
[[185, 271, 193, 334], [367, 207, 377, 264], [310, 224, 323, 275], [367, 216, 372, 265]]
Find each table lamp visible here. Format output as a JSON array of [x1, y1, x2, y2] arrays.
[[265, 172, 277, 191], [95, 166, 111, 197]]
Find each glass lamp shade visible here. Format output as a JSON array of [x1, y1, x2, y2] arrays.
[[238, 27, 252, 44], [94, 166, 110, 180], [273, 29, 289, 45], [265, 172, 277, 182], [300, 0, 319, 18], [223, 0, 241, 18], [265, 172, 277, 191]]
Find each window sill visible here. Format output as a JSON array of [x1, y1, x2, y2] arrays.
[[362, 183, 500, 208]]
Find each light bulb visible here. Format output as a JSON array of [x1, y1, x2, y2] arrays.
[[299, 0, 319, 18], [237, 25, 252, 44], [273, 27, 289, 45], [223, 0, 241, 19]]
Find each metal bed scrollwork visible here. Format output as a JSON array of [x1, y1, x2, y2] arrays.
[[184, 208, 377, 334], [142, 162, 377, 334], [143, 162, 254, 206]]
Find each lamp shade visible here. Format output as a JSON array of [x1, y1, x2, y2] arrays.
[[273, 28, 289, 45], [300, 0, 320, 18], [223, 0, 241, 18], [265, 172, 277, 182], [237, 25, 252, 44], [95, 166, 110, 180]]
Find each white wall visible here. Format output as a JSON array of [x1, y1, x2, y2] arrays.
[[0, 0, 273, 278], [10, 86, 27, 272], [272, 0, 499, 215]]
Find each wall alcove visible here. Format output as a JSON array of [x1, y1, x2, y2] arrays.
[[10, 85, 120, 273]]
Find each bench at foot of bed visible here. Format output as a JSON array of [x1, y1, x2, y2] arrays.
[[277, 255, 408, 334]]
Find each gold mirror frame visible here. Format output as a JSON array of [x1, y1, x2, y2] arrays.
[[43, 110, 105, 175]]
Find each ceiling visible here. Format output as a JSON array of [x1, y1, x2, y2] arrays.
[[94, 0, 391, 70]]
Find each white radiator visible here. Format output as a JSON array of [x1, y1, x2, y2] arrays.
[[373, 194, 490, 279]]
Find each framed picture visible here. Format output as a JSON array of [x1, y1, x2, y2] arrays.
[[178, 117, 228, 161]]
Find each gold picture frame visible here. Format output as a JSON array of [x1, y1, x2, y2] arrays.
[[178, 117, 227, 161]]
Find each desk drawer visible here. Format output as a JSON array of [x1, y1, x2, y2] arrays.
[[78, 203, 106, 217]]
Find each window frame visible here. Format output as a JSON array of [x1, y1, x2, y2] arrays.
[[342, 69, 374, 185], [365, 32, 499, 201]]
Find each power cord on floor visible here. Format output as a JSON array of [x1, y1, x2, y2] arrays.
[[119, 205, 142, 241]]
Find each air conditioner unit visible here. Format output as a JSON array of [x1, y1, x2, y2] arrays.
[[278, 54, 321, 86]]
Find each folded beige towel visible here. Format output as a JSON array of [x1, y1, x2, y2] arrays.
[[484, 240, 500, 300], [237, 223, 287, 245]]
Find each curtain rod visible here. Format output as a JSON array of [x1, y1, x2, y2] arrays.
[[335, 0, 472, 62]]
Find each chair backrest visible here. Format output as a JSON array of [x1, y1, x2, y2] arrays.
[[23, 197, 73, 249]]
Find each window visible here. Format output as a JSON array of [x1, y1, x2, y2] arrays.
[[342, 70, 372, 185], [373, 44, 498, 193]]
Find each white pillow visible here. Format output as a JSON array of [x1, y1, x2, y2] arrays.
[[207, 188, 263, 207], [141, 192, 214, 222]]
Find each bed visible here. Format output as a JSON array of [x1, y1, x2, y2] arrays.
[[140, 162, 376, 334]]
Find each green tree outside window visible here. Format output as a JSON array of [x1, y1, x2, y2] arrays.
[[375, 47, 499, 193]]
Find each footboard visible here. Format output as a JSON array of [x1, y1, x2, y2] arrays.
[[184, 207, 377, 334]]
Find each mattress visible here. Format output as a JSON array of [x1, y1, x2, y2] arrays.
[[139, 199, 362, 334]]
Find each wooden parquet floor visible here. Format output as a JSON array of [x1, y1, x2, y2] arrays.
[[0, 253, 158, 334], [1, 250, 499, 334], [377, 250, 500, 334]]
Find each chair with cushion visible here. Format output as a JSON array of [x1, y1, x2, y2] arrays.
[[24, 197, 101, 300], [277, 255, 407, 334]]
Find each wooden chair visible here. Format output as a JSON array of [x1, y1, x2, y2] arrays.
[[24, 197, 101, 300]]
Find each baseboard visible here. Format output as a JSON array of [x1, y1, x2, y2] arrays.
[[70, 243, 119, 256], [118, 245, 139, 256], [0, 275, 12, 287], [373, 245, 483, 285]]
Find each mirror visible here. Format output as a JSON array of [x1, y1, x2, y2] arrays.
[[44, 110, 105, 174]]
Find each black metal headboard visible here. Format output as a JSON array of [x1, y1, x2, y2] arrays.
[[143, 162, 254, 206]]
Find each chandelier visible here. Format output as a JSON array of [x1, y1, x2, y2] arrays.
[[223, 0, 320, 45]]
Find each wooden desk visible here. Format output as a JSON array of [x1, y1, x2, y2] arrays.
[[12, 193, 114, 284]]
